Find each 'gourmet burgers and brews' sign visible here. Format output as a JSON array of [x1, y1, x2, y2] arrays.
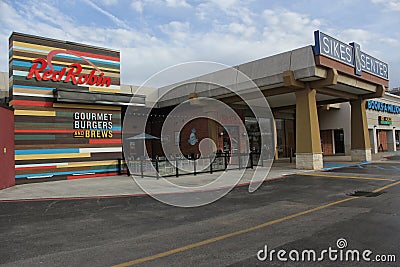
[[73, 112, 114, 138]]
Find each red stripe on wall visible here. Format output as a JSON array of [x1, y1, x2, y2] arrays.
[[89, 139, 122, 144], [67, 172, 118, 180], [66, 49, 120, 62], [15, 129, 76, 133], [15, 130, 122, 134], [16, 165, 56, 171], [13, 100, 53, 107]]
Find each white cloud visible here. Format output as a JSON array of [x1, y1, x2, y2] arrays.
[[339, 29, 374, 46], [166, 0, 191, 8], [159, 21, 190, 42], [371, 0, 400, 11], [131, 0, 144, 13], [100, 0, 119, 5], [83, 0, 130, 29]]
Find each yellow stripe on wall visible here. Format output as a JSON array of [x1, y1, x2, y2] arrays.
[[14, 110, 56, 116], [13, 41, 66, 53], [89, 87, 121, 93], [61, 160, 119, 168], [13, 88, 54, 96], [53, 103, 121, 111], [15, 152, 91, 161]]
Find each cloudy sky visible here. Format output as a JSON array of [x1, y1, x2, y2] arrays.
[[0, 0, 399, 88]]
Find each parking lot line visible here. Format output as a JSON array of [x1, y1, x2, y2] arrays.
[[112, 180, 400, 267], [112, 197, 356, 267], [372, 180, 400, 193], [296, 172, 395, 181]]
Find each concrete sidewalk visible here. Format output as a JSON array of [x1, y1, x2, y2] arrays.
[[0, 153, 398, 201], [0, 163, 306, 201]]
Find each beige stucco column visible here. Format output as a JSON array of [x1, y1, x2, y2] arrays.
[[350, 99, 372, 162], [295, 86, 323, 169], [371, 127, 378, 154], [388, 128, 396, 152]]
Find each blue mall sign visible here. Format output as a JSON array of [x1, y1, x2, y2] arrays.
[[313, 31, 388, 80], [367, 100, 400, 114]]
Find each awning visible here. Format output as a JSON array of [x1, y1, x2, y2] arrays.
[[54, 88, 146, 106]]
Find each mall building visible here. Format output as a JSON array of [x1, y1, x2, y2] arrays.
[[0, 31, 395, 188]]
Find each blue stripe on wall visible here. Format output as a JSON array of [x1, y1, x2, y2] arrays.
[[15, 148, 80, 155], [16, 168, 118, 179], [13, 85, 55, 91]]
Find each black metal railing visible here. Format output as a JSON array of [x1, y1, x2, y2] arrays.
[[118, 152, 263, 178]]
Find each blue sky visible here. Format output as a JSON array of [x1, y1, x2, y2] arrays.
[[0, 0, 399, 88]]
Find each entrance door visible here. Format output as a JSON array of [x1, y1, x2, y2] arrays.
[[377, 130, 388, 151], [0, 107, 15, 189], [334, 129, 345, 154], [320, 130, 333, 155]]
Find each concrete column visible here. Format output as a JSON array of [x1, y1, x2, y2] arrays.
[[295, 87, 323, 169], [273, 119, 278, 160], [370, 128, 378, 154], [388, 128, 396, 152], [350, 99, 372, 162]]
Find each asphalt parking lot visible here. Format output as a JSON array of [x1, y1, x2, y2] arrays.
[[0, 157, 399, 266]]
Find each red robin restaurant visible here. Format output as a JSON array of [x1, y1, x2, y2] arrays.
[[0, 31, 393, 188]]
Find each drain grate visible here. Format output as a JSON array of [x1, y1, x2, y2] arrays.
[[347, 191, 384, 197]]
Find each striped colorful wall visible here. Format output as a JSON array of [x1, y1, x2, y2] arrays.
[[9, 32, 123, 183]]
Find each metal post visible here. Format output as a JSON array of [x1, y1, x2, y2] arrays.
[[175, 157, 179, 177], [224, 153, 228, 170], [118, 158, 122, 175], [155, 156, 159, 179], [210, 155, 213, 174], [193, 156, 197, 176], [250, 152, 253, 169], [140, 158, 144, 178], [238, 154, 242, 170], [290, 147, 293, 163]]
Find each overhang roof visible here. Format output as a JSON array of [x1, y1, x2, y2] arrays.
[[155, 46, 388, 109]]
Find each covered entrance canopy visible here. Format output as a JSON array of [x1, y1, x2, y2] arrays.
[[154, 31, 388, 169]]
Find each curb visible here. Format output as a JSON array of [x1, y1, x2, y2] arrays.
[[0, 174, 290, 203]]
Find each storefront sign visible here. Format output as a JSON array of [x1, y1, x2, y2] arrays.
[[313, 31, 388, 80], [378, 116, 392, 125], [26, 50, 112, 87], [73, 112, 113, 138], [367, 100, 400, 114]]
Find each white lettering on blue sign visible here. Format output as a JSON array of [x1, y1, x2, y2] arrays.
[[313, 31, 388, 80], [367, 100, 400, 114], [318, 32, 353, 65]]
